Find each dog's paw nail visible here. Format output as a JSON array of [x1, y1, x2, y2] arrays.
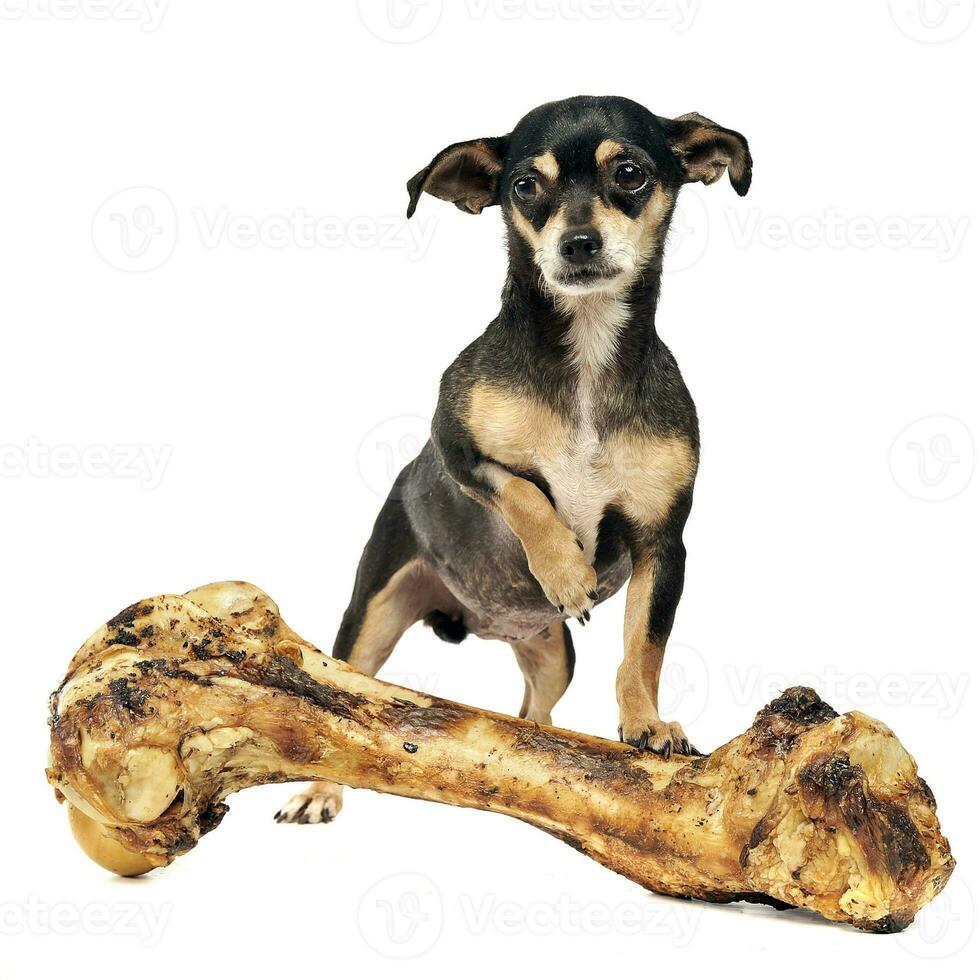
[[587, 589, 598, 601], [577, 616, 585, 626], [624, 731, 649, 752], [275, 786, 342, 826], [582, 610, 591, 622], [558, 603, 565, 614]]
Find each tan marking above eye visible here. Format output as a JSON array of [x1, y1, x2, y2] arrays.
[[531, 152, 560, 181], [595, 139, 625, 167]]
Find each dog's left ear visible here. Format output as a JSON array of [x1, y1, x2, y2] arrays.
[[657, 113, 752, 196], [406, 136, 510, 218]]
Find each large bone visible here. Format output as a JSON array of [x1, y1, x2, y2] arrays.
[[47, 581, 953, 932]]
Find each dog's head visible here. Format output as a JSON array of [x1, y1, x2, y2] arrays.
[[407, 95, 751, 297]]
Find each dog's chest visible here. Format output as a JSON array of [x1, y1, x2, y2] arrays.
[[541, 373, 614, 559], [468, 378, 696, 561], [468, 299, 695, 556], [540, 297, 627, 557]]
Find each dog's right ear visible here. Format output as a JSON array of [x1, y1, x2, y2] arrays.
[[406, 136, 510, 218]]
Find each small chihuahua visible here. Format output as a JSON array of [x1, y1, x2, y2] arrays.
[[276, 95, 751, 824]]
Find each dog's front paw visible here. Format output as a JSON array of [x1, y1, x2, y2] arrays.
[[274, 781, 344, 825], [618, 717, 699, 758], [528, 536, 597, 621]]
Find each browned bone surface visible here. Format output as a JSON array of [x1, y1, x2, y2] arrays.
[[47, 582, 954, 932]]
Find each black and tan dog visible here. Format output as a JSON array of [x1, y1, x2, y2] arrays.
[[276, 95, 751, 824]]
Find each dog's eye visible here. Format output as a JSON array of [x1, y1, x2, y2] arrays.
[[513, 175, 539, 201], [614, 163, 647, 192]]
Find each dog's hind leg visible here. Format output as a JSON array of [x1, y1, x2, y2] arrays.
[[333, 558, 431, 674], [511, 623, 576, 726], [276, 488, 431, 825]]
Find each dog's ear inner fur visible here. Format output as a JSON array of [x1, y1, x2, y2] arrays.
[[657, 113, 752, 196], [407, 136, 510, 218]]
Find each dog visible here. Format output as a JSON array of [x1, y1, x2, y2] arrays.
[[275, 95, 751, 825]]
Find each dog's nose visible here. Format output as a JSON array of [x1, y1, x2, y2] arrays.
[[558, 227, 603, 265]]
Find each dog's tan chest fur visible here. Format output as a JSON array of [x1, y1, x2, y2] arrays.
[[468, 382, 695, 560]]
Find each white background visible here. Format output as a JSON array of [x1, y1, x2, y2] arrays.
[[1, 0, 977, 974]]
